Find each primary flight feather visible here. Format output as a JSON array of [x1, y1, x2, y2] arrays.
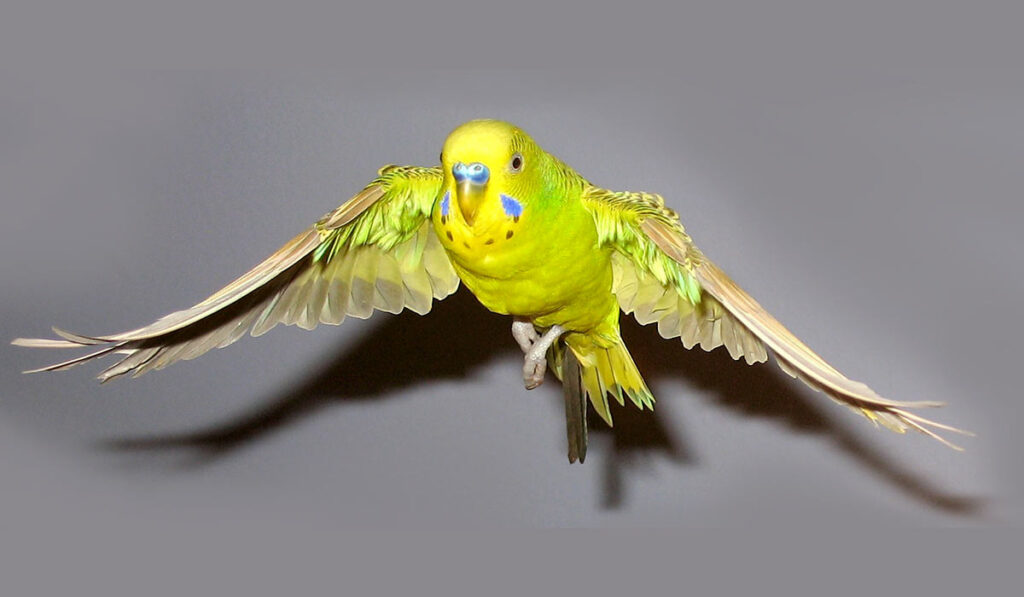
[[14, 119, 968, 462]]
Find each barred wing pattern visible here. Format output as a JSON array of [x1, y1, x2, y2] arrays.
[[582, 185, 968, 449], [15, 165, 459, 382]]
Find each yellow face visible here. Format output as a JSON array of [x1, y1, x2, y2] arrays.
[[440, 119, 531, 229]]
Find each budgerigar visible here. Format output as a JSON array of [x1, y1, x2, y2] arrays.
[[15, 119, 968, 462]]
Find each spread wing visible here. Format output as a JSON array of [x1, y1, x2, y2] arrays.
[[14, 165, 459, 381], [581, 185, 969, 449]]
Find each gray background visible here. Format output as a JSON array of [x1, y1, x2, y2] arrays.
[[3, 68, 1014, 522], [1, 2, 1022, 587]]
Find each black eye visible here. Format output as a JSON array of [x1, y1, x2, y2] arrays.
[[439, 152, 444, 164], [510, 153, 523, 172]]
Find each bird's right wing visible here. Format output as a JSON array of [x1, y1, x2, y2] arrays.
[[14, 165, 459, 381]]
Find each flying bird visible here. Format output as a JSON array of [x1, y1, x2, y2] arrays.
[[14, 119, 968, 462]]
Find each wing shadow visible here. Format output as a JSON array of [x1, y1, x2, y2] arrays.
[[102, 289, 985, 516], [619, 315, 986, 515], [104, 288, 513, 461], [105, 288, 689, 477]]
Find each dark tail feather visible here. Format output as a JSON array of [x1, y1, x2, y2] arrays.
[[562, 346, 587, 464]]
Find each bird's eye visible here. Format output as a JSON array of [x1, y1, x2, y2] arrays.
[[439, 152, 443, 164], [510, 153, 523, 172]]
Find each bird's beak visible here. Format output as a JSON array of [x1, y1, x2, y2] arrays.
[[452, 161, 490, 227], [456, 179, 486, 226]]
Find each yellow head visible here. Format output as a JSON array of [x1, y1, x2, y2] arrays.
[[440, 119, 541, 227]]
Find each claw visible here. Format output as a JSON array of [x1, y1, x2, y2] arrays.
[[523, 352, 546, 389], [520, 324, 565, 390]]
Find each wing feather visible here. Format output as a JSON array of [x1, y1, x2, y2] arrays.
[[15, 165, 459, 381], [582, 185, 968, 448]]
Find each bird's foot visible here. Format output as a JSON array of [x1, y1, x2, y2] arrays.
[[511, 318, 539, 353], [521, 324, 565, 390], [523, 352, 546, 390]]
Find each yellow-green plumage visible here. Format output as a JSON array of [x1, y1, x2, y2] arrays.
[[433, 121, 653, 424], [14, 119, 969, 460]]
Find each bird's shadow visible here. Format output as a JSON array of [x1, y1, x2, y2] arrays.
[[103, 288, 986, 516]]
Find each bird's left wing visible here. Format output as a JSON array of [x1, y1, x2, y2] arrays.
[[15, 165, 459, 381], [581, 185, 969, 449]]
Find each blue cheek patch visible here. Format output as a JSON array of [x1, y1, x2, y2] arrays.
[[440, 191, 451, 216], [500, 194, 524, 219]]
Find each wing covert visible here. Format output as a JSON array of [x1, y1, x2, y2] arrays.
[[583, 186, 766, 365]]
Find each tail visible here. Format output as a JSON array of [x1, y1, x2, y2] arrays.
[[550, 334, 654, 427]]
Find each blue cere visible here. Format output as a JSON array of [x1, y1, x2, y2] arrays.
[[500, 194, 524, 218], [452, 162, 491, 184], [440, 191, 451, 216]]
